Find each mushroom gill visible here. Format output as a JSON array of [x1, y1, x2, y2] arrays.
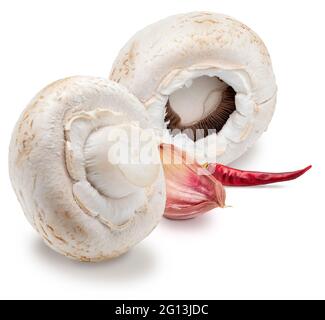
[[165, 77, 236, 141]]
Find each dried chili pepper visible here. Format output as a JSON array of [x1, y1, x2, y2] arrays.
[[207, 163, 312, 187]]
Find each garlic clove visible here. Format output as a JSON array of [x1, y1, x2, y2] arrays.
[[160, 144, 226, 220]]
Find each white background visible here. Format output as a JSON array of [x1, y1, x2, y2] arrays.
[[1, 0, 324, 300]]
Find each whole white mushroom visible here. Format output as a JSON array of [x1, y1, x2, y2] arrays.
[[9, 76, 166, 261], [110, 12, 277, 164]]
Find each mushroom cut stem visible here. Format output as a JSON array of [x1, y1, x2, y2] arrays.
[[168, 76, 229, 126], [84, 124, 161, 199], [165, 76, 236, 140]]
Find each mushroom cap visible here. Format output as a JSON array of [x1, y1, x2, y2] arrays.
[[9, 76, 166, 261], [110, 12, 277, 164]]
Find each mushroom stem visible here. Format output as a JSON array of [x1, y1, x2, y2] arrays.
[[84, 124, 160, 199], [168, 76, 228, 126]]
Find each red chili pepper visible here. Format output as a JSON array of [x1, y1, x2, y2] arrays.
[[207, 163, 312, 187]]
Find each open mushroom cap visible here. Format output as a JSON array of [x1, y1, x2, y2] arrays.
[[110, 12, 277, 164], [9, 76, 166, 261]]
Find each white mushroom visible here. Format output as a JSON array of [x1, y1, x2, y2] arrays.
[[9, 76, 166, 261], [110, 12, 277, 164]]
